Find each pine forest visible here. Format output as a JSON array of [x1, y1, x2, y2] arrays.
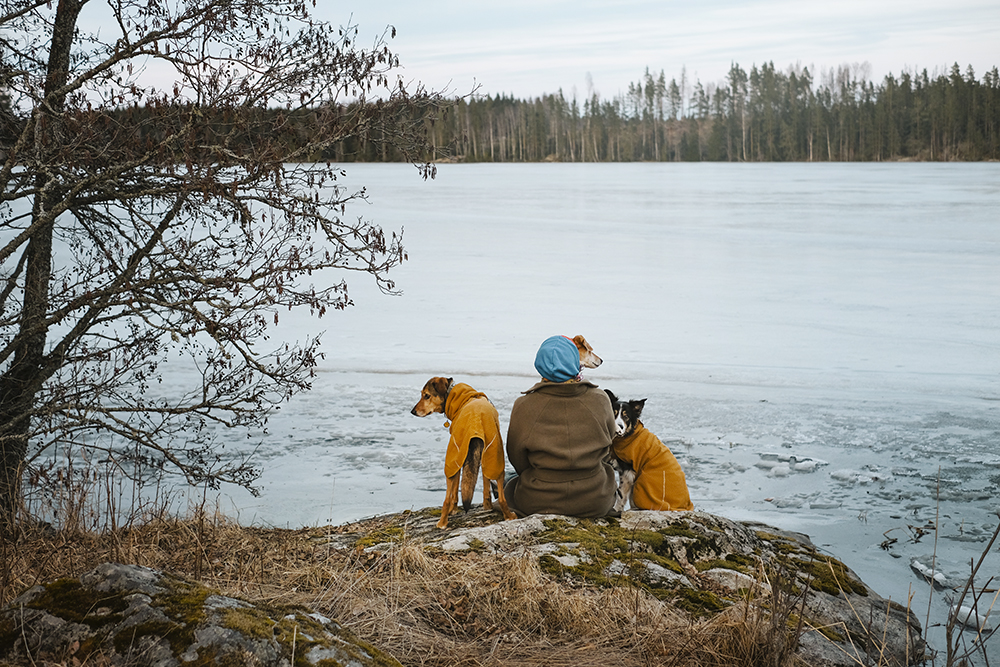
[[365, 61, 1000, 163]]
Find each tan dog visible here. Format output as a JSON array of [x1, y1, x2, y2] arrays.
[[571, 334, 603, 369], [411, 377, 516, 528]]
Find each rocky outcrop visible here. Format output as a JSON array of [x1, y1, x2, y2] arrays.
[[0, 562, 400, 667], [323, 508, 926, 667], [1, 509, 925, 667]]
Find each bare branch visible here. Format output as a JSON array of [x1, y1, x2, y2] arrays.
[[0, 0, 443, 524]]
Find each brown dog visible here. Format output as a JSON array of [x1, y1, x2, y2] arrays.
[[571, 334, 603, 369], [411, 377, 516, 528]]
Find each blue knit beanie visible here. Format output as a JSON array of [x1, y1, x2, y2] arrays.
[[534, 335, 580, 382]]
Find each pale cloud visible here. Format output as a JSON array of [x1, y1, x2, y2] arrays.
[[67, 1, 998, 100], [339, 0, 999, 97]]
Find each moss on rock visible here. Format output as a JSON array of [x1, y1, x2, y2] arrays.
[[23, 578, 129, 629]]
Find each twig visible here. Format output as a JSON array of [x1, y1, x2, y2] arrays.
[[20, 604, 38, 667], [926, 467, 941, 639]]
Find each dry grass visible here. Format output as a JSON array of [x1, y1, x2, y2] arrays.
[[1, 510, 810, 667]]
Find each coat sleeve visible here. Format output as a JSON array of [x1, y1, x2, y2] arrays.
[[505, 396, 532, 474], [591, 386, 617, 449]]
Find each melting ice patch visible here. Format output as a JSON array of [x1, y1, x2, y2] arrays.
[[755, 454, 828, 477], [829, 468, 894, 484], [910, 557, 952, 588], [951, 605, 993, 631], [910, 555, 966, 589]]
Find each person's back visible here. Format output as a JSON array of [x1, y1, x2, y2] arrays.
[[504, 336, 616, 517]]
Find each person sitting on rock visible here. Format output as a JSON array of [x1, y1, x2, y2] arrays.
[[503, 335, 617, 518]]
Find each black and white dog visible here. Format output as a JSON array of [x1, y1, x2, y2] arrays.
[[605, 389, 644, 513]]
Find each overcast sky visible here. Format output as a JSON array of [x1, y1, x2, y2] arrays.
[[328, 0, 999, 100]]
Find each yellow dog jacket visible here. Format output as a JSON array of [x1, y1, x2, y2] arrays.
[[443, 383, 505, 480], [613, 422, 693, 511]]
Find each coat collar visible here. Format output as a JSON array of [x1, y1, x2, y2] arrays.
[[444, 382, 487, 420], [522, 378, 599, 395], [614, 421, 648, 447]]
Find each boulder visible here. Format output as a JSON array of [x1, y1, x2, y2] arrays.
[[0, 562, 400, 667]]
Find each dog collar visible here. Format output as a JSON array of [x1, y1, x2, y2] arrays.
[[442, 380, 455, 428]]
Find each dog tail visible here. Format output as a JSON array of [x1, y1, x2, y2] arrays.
[[461, 438, 484, 512]]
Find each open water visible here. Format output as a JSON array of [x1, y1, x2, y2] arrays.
[[64, 162, 1000, 660]]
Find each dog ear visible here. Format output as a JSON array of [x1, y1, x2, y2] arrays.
[[631, 398, 647, 419], [430, 377, 452, 394], [604, 389, 618, 405]]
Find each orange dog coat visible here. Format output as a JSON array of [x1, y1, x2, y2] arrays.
[[612, 422, 693, 511], [443, 383, 505, 480]]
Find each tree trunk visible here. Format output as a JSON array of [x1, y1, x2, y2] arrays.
[[0, 0, 82, 530]]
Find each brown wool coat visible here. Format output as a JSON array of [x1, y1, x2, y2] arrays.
[[443, 383, 505, 480], [504, 379, 617, 518], [612, 422, 693, 511]]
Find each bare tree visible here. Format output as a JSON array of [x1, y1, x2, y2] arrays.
[[0, 0, 440, 528]]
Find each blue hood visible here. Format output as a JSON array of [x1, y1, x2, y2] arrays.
[[533, 335, 580, 382]]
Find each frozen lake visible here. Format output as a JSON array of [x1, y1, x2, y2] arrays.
[[94, 163, 1000, 658]]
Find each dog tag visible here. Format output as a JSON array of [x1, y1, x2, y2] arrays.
[[443, 421, 451, 428]]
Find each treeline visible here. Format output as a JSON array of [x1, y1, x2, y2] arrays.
[[3, 61, 996, 163], [407, 62, 1000, 162], [0, 98, 432, 167]]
